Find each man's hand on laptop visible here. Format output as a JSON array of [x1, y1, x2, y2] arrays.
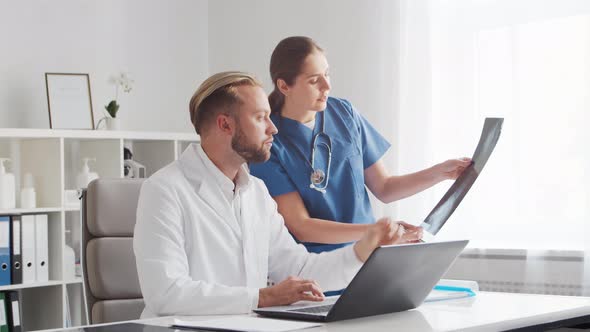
[[353, 218, 423, 262], [258, 276, 325, 308]]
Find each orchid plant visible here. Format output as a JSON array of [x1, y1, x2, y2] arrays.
[[105, 72, 134, 118]]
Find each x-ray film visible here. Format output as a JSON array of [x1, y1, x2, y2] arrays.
[[420, 118, 503, 236]]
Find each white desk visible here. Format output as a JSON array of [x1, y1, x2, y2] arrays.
[[54, 292, 590, 332]]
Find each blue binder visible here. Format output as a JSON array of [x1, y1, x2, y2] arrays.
[[0, 215, 12, 286]]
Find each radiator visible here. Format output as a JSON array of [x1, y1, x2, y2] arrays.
[[443, 248, 590, 296]]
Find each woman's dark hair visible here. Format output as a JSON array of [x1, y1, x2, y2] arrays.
[[268, 36, 323, 115]]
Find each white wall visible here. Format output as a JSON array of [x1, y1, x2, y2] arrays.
[[0, 0, 208, 132], [1, 0, 403, 213], [208, 0, 402, 217]]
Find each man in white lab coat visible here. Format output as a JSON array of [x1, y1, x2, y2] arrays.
[[133, 71, 422, 317]]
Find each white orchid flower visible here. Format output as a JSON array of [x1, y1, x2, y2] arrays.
[[108, 72, 134, 100]]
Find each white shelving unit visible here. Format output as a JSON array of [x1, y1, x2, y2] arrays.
[[0, 128, 199, 331]]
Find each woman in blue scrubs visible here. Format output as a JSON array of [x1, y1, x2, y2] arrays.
[[250, 36, 470, 254]]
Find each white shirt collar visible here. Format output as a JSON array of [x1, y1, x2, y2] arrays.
[[195, 144, 251, 199]]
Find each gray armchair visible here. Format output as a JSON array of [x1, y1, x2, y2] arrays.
[[82, 178, 145, 324]]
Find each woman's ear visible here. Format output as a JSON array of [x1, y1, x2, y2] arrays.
[[277, 78, 290, 96]]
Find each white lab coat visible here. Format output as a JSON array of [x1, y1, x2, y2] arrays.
[[133, 144, 362, 318]]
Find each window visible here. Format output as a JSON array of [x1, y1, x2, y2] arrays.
[[397, 0, 590, 250]]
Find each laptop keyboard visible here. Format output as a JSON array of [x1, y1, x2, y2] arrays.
[[288, 304, 334, 314]]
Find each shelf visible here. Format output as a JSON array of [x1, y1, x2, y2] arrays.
[[0, 128, 200, 141], [64, 278, 84, 285], [0, 128, 199, 330], [0, 207, 62, 214], [0, 280, 64, 291], [0, 278, 83, 292]]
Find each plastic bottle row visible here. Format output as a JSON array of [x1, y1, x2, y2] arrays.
[[0, 159, 36, 209]]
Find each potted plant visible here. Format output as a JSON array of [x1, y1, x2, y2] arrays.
[[98, 72, 133, 130], [105, 100, 120, 119]]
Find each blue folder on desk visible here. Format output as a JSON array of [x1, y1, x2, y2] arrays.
[[0, 215, 12, 286], [426, 285, 476, 302]]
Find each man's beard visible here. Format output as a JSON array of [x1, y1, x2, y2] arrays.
[[231, 124, 270, 163]]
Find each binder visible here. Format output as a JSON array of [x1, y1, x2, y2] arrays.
[[0, 216, 11, 286], [0, 292, 8, 332], [5, 291, 22, 332], [9, 216, 22, 284], [21, 215, 36, 284], [35, 214, 49, 282]]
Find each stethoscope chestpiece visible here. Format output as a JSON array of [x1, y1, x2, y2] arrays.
[[310, 169, 326, 185]]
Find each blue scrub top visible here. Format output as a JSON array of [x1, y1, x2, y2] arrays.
[[250, 97, 390, 253]]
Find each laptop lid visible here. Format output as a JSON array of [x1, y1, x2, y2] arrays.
[[255, 240, 468, 322], [421, 118, 503, 239]]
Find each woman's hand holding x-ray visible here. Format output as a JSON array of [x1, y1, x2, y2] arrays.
[[435, 157, 472, 180]]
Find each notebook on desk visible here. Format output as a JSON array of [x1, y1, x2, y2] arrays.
[[254, 240, 468, 322], [75, 323, 175, 332]]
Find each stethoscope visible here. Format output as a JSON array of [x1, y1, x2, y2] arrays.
[[283, 112, 332, 194]]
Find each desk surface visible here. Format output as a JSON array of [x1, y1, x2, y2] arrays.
[[56, 292, 590, 332]]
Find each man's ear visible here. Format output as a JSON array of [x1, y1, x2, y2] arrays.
[[277, 78, 290, 96], [216, 114, 234, 135]]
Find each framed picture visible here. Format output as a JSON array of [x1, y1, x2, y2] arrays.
[[45, 73, 95, 129]]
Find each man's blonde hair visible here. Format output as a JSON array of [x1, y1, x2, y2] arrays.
[[189, 71, 262, 135]]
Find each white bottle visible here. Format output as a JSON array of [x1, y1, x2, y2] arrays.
[[76, 158, 99, 189], [0, 158, 16, 209], [20, 172, 37, 208]]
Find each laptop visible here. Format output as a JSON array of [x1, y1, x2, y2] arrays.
[[254, 239, 468, 322]]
